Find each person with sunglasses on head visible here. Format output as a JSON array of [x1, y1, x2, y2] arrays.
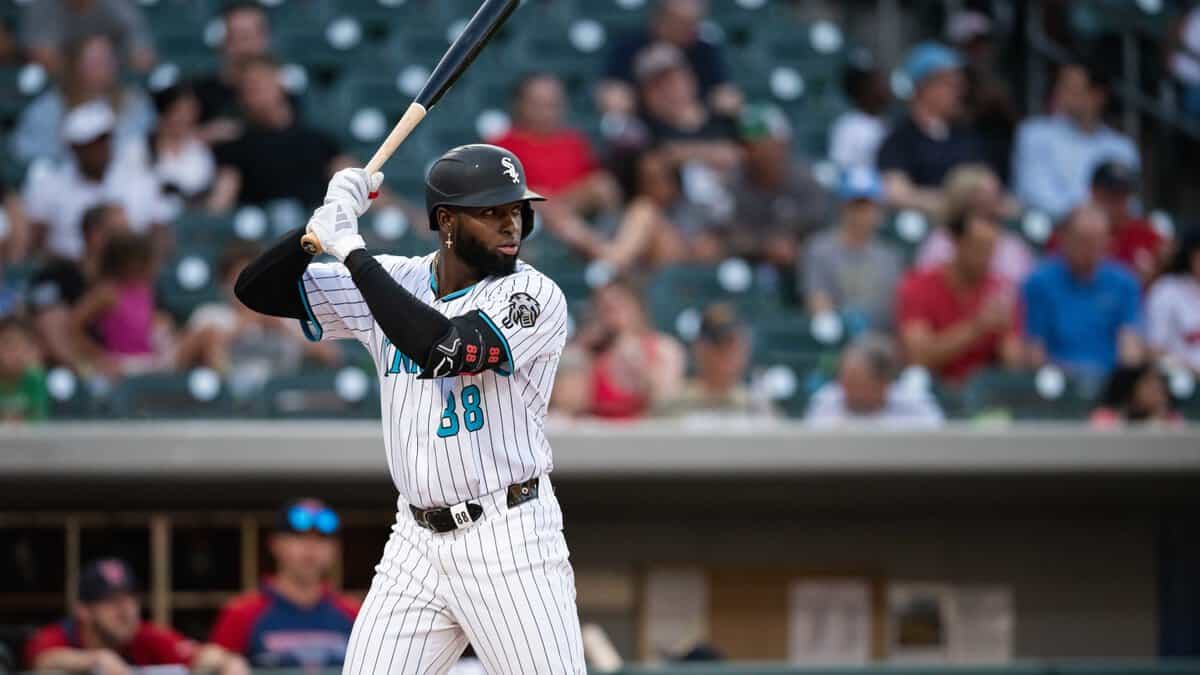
[[209, 499, 359, 669]]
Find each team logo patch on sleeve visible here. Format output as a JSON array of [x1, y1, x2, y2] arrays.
[[502, 292, 541, 329]]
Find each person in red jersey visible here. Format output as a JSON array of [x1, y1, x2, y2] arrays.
[[25, 558, 248, 675], [1045, 161, 1169, 287], [490, 72, 617, 214], [897, 207, 1025, 383], [210, 499, 359, 668]]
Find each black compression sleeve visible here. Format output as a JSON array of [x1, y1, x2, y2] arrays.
[[233, 227, 313, 320], [342, 249, 453, 366]]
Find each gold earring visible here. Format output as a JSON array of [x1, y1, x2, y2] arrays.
[[445, 232, 453, 248]]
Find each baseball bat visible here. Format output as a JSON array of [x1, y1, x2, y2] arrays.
[[301, 0, 520, 254]]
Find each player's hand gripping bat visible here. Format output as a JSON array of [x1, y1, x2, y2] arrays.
[[300, 0, 519, 255]]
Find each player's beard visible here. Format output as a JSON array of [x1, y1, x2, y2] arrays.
[[455, 227, 518, 277]]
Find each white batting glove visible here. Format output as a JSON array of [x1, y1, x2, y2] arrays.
[[306, 200, 366, 262], [324, 168, 385, 217]]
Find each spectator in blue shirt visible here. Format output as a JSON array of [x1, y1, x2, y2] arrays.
[[1022, 204, 1145, 378], [1012, 61, 1139, 219]]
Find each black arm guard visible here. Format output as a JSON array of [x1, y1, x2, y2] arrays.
[[341, 250, 508, 378], [418, 311, 509, 379], [233, 227, 313, 320]]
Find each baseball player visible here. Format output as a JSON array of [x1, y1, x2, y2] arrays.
[[235, 144, 585, 674]]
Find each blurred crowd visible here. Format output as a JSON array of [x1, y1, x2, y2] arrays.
[[0, 0, 1198, 429]]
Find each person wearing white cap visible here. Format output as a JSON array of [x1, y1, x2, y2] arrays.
[[21, 100, 169, 261]]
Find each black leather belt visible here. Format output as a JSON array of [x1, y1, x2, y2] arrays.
[[410, 477, 540, 533]]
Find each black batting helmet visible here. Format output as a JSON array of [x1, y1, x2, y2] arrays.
[[425, 144, 544, 239]]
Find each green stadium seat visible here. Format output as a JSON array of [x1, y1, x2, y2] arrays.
[[646, 262, 785, 338], [329, 0, 425, 36], [579, 0, 651, 31], [752, 312, 854, 356], [172, 211, 236, 248], [880, 209, 933, 263], [110, 371, 235, 419], [522, 251, 589, 305], [961, 369, 1093, 421], [260, 369, 380, 418], [0, 63, 49, 127], [753, 348, 831, 418], [361, 206, 438, 256], [156, 251, 223, 324], [137, 0, 214, 36], [46, 368, 97, 420]]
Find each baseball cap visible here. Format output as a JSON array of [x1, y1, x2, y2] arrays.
[[277, 498, 341, 536], [838, 166, 883, 202], [697, 303, 743, 344], [79, 558, 138, 603], [634, 42, 687, 83], [1090, 160, 1138, 193], [738, 103, 792, 142], [62, 100, 116, 146], [902, 41, 963, 86]]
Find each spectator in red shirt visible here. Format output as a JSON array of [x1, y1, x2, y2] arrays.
[[490, 73, 617, 214], [571, 280, 685, 419], [210, 499, 359, 669], [25, 558, 248, 675], [1088, 160, 1168, 285], [897, 206, 1025, 383]]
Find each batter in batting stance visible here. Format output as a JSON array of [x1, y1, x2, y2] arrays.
[[235, 144, 584, 673]]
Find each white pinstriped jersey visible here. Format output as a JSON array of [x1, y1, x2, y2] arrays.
[[298, 253, 568, 509]]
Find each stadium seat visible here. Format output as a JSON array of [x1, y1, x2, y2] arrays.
[[646, 262, 784, 338], [960, 369, 1093, 421], [880, 209, 933, 263], [753, 348, 831, 418], [172, 211, 237, 248], [109, 371, 236, 419], [156, 251, 223, 323], [520, 250, 590, 305], [752, 311, 857, 357], [259, 369, 380, 418], [0, 63, 49, 128], [362, 206, 438, 256], [580, 0, 651, 31], [46, 368, 97, 420]]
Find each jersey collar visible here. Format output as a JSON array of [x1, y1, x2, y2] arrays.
[[428, 256, 477, 303]]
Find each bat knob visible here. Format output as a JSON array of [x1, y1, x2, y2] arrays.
[[300, 234, 322, 255]]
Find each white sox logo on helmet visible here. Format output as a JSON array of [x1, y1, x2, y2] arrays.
[[502, 292, 540, 329], [500, 157, 520, 184]]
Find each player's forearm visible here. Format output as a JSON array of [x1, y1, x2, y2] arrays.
[[342, 249, 452, 365], [233, 227, 313, 320]]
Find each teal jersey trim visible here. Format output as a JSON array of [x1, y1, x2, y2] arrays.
[[429, 266, 476, 303], [297, 277, 323, 342], [477, 310, 512, 376]]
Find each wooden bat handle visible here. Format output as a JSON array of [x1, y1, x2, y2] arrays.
[[300, 102, 429, 255]]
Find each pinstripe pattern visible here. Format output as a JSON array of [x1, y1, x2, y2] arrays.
[[301, 254, 567, 509], [342, 480, 585, 674], [305, 252, 582, 672]]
